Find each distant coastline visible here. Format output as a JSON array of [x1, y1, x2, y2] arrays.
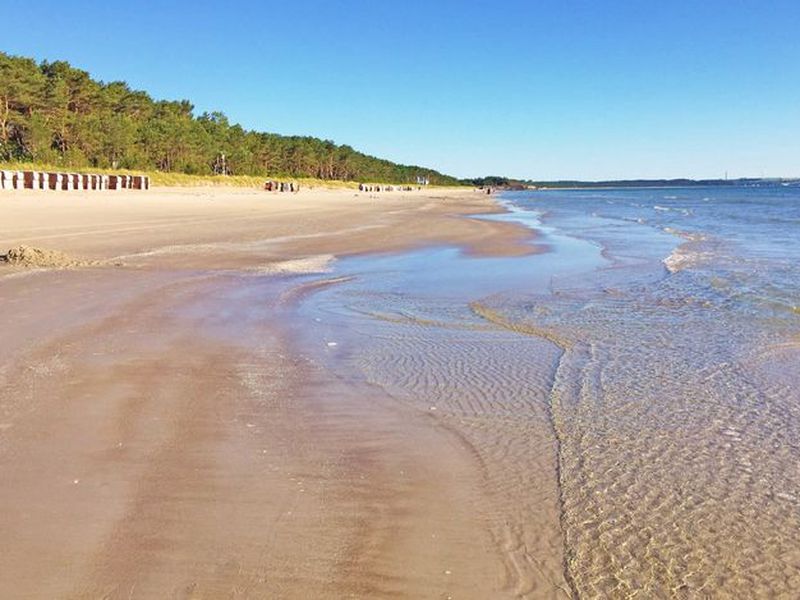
[[465, 175, 800, 191], [533, 177, 800, 189]]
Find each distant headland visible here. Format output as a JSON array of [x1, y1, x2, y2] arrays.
[[464, 176, 800, 190]]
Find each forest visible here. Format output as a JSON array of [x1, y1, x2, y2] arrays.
[[0, 52, 459, 184]]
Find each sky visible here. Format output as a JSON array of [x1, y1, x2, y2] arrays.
[[2, 0, 799, 180]]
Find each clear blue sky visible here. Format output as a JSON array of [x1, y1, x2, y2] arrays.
[[3, 0, 799, 180]]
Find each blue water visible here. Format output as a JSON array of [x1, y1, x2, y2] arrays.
[[492, 185, 800, 596], [504, 185, 800, 316], [329, 205, 603, 300]]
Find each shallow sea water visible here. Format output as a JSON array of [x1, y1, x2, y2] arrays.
[[293, 185, 800, 598]]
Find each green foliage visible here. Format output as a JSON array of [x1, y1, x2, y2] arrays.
[[461, 175, 530, 189], [0, 52, 459, 185]]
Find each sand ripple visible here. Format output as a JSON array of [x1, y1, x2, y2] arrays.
[[478, 273, 800, 597]]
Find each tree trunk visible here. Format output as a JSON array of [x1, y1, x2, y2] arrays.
[[0, 96, 9, 145]]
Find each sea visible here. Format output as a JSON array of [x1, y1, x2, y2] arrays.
[[292, 184, 800, 597]]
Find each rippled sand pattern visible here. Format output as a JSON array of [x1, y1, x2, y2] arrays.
[[481, 271, 800, 597], [311, 292, 573, 597], [299, 187, 800, 598]]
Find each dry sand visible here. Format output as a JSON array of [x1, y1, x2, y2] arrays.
[[0, 186, 552, 598]]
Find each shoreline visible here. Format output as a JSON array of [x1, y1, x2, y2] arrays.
[[0, 186, 539, 268], [0, 186, 550, 597]]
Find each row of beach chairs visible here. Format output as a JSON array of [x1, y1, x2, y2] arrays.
[[358, 184, 416, 192], [263, 180, 299, 192], [0, 170, 150, 191]]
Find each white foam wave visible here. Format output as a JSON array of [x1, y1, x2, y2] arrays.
[[664, 247, 697, 273], [249, 254, 336, 275], [662, 229, 712, 273]]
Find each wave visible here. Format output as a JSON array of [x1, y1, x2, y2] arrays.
[[664, 245, 702, 273], [654, 205, 692, 217], [662, 228, 714, 273]]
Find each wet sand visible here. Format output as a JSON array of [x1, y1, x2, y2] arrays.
[[0, 187, 559, 598]]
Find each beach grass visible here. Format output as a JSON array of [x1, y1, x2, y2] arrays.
[[0, 162, 363, 189]]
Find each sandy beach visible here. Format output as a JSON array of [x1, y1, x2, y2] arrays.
[[0, 186, 560, 598], [5, 185, 798, 598], [5, 3, 798, 596]]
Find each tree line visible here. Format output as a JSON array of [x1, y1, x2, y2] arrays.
[[0, 52, 458, 184], [462, 176, 530, 189]]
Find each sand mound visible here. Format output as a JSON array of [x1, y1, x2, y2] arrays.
[[2, 245, 86, 269]]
